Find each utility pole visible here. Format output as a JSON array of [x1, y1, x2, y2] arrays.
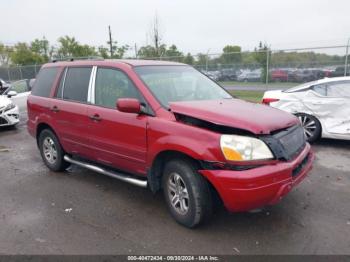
[[108, 25, 113, 58], [134, 43, 138, 59], [345, 38, 350, 76], [266, 49, 270, 85], [206, 49, 211, 72]]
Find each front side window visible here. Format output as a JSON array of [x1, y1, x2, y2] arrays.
[[312, 84, 327, 96], [134, 65, 231, 107], [94, 68, 140, 108], [63, 67, 92, 103]]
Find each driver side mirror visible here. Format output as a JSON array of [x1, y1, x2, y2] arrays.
[[116, 98, 141, 114], [7, 90, 17, 98]]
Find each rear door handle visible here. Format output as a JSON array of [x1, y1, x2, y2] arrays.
[[50, 106, 60, 112], [89, 114, 101, 122]]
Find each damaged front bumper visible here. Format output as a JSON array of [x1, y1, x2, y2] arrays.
[[199, 143, 314, 212], [0, 105, 20, 126]]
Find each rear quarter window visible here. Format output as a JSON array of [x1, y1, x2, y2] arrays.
[[31, 67, 59, 97]]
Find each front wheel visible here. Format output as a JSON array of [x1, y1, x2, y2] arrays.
[[296, 113, 321, 143], [162, 159, 213, 228]]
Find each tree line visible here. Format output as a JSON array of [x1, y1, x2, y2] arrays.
[[0, 36, 345, 69]]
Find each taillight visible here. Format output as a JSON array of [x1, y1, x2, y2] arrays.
[[262, 98, 279, 105]]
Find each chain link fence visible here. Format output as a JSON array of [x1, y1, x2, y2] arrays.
[[141, 45, 349, 86], [0, 45, 349, 86], [0, 64, 41, 82]]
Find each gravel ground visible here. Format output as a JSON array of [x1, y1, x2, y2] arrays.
[[0, 120, 349, 255]]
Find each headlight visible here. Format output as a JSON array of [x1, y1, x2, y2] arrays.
[[220, 135, 274, 161], [4, 103, 16, 112]]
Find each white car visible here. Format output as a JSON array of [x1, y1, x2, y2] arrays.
[[262, 76, 350, 142], [0, 95, 20, 127], [2, 79, 33, 112], [0, 78, 11, 94], [237, 70, 261, 82]]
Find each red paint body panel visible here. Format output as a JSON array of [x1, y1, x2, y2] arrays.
[[27, 60, 314, 213], [169, 99, 299, 134], [50, 99, 92, 159], [86, 104, 148, 175], [200, 144, 314, 212], [146, 115, 225, 166]]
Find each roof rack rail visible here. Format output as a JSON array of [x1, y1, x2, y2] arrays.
[[51, 56, 104, 63]]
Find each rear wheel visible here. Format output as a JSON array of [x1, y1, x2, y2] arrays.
[[162, 159, 213, 228], [296, 113, 321, 143], [38, 129, 70, 171]]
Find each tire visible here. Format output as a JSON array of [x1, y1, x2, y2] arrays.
[[38, 129, 70, 171], [162, 158, 213, 228], [296, 113, 322, 143]]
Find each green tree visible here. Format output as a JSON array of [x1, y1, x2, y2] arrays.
[[57, 36, 78, 57], [138, 44, 167, 58], [137, 45, 157, 58], [110, 41, 129, 58], [0, 43, 13, 65], [220, 45, 242, 65], [164, 45, 184, 61], [184, 53, 194, 65], [57, 36, 97, 58], [31, 37, 49, 61], [195, 53, 208, 67], [75, 44, 98, 57], [10, 42, 45, 65], [98, 46, 110, 59]]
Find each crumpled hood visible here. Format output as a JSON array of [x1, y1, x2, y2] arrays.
[[0, 95, 12, 110], [169, 99, 299, 134]]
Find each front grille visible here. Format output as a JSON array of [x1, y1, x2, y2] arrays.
[[292, 153, 310, 177], [274, 125, 306, 160], [261, 125, 306, 161], [0, 116, 8, 125]]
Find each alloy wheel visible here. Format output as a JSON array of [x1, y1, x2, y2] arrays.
[[298, 115, 317, 139], [43, 137, 58, 164], [167, 173, 190, 215]]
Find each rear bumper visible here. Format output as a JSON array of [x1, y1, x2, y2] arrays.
[[27, 120, 35, 137], [200, 143, 314, 212]]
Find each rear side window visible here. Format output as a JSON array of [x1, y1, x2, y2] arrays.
[[327, 81, 350, 97], [31, 67, 59, 97], [63, 67, 92, 102]]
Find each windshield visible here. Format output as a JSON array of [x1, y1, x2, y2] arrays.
[[134, 65, 232, 107]]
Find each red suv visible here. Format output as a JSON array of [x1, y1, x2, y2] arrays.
[[27, 59, 314, 228]]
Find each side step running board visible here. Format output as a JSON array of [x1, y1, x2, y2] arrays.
[[64, 155, 148, 188]]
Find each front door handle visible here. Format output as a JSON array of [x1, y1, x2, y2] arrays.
[[89, 114, 101, 122], [50, 106, 60, 112]]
